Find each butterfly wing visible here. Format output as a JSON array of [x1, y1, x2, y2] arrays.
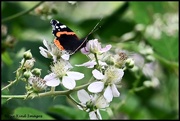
[[50, 19, 83, 52]]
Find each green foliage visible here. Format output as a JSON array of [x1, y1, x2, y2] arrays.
[[48, 105, 88, 119], [13, 107, 54, 120]]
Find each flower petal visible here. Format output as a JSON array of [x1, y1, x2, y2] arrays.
[[80, 47, 90, 55], [77, 89, 91, 103], [111, 84, 120, 97], [100, 44, 112, 53], [62, 76, 76, 90], [104, 86, 113, 102], [75, 61, 96, 68], [39, 47, 48, 58], [117, 69, 124, 78], [61, 54, 70, 60], [43, 39, 50, 50], [92, 69, 105, 80], [44, 73, 60, 87], [89, 111, 98, 120], [66, 71, 84, 80], [96, 96, 109, 108], [88, 82, 104, 93], [44, 73, 56, 81], [99, 61, 107, 66], [89, 110, 102, 120], [96, 109, 102, 120]]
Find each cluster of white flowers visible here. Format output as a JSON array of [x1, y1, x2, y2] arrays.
[[75, 39, 132, 119], [35, 38, 133, 119], [39, 39, 84, 90], [144, 12, 178, 40]]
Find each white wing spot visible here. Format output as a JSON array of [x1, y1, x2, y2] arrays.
[[60, 25, 66, 29]]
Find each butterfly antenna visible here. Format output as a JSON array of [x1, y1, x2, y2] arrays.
[[71, 17, 103, 54]]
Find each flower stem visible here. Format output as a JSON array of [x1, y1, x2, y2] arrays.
[[1, 59, 26, 91], [1, 79, 18, 91], [2, 82, 90, 99], [51, 87, 55, 92], [94, 53, 100, 69], [2, 1, 44, 23]]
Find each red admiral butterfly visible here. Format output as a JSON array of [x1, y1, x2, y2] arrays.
[[50, 19, 102, 54]]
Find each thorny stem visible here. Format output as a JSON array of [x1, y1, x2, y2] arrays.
[[1, 82, 90, 99]]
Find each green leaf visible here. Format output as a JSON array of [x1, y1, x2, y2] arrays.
[[12, 107, 54, 120], [48, 105, 88, 119], [130, 2, 178, 25], [147, 33, 178, 62], [1, 52, 13, 66]]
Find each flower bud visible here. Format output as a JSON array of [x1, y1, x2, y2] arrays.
[[24, 70, 32, 79], [125, 58, 134, 68], [23, 50, 32, 60], [21, 58, 35, 69], [31, 68, 41, 77]]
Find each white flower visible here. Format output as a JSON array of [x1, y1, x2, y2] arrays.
[[39, 39, 70, 62], [88, 67, 124, 102], [77, 89, 109, 120], [45, 60, 84, 89], [80, 39, 112, 55]]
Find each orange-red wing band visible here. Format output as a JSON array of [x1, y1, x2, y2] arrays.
[[56, 31, 75, 37], [54, 39, 64, 50]]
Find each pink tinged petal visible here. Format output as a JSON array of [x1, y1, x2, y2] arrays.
[[104, 86, 113, 102], [44, 73, 60, 87], [77, 89, 91, 103], [80, 47, 90, 55], [92, 69, 105, 80], [111, 84, 120, 97], [61, 54, 70, 60], [88, 82, 104, 93], [44, 73, 56, 81], [76, 61, 96, 68], [66, 71, 84, 80], [46, 79, 60, 87], [62, 76, 76, 90], [100, 44, 112, 53]]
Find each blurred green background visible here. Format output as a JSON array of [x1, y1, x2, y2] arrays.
[[1, 1, 179, 120]]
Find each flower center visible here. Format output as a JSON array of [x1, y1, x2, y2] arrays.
[[105, 67, 120, 84], [51, 60, 72, 78]]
